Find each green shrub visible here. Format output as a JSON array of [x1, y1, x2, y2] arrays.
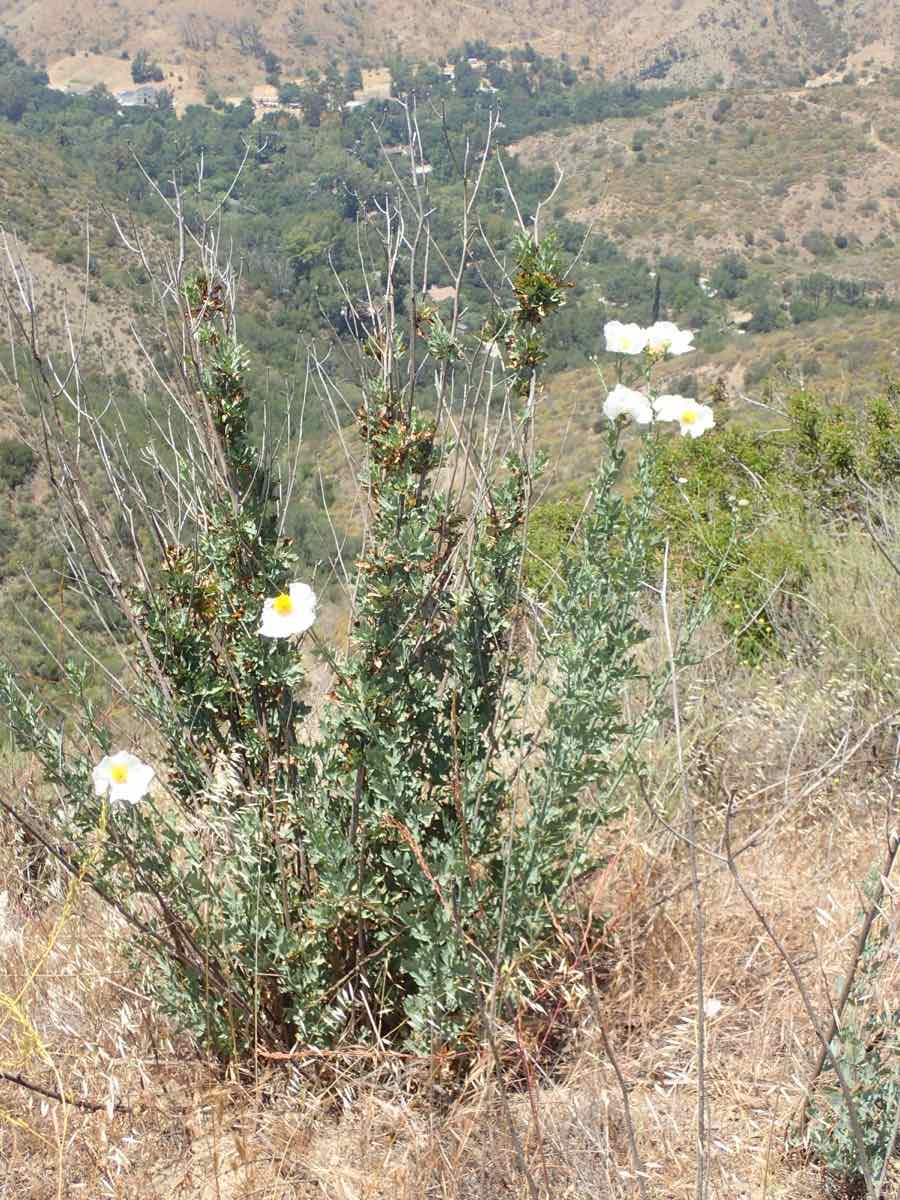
[[130, 49, 164, 84], [0, 438, 37, 490], [1, 237, 658, 1059], [651, 385, 900, 660], [0, 507, 17, 567], [525, 486, 587, 596], [802, 229, 835, 258], [790, 297, 819, 323]]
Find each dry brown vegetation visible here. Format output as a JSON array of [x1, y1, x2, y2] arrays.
[[2, 508, 897, 1198], [2, 0, 899, 97], [44, 53, 207, 113], [511, 75, 900, 294]]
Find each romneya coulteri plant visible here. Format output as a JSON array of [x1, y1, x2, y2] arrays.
[[0, 111, 712, 1063]]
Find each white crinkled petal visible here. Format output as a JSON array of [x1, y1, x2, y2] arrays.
[[109, 781, 132, 804], [653, 394, 686, 422], [130, 762, 156, 799], [604, 320, 648, 355], [259, 599, 289, 638], [604, 384, 653, 424], [92, 760, 111, 797], [288, 582, 317, 610], [684, 405, 715, 438], [631, 395, 654, 424], [647, 321, 695, 356], [289, 582, 318, 631], [294, 609, 316, 634], [115, 751, 143, 771]]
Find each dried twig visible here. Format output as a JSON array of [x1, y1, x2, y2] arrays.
[[659, 541, 709, 1200], [0, 1069, 133, 1116], [723, 794, 878, 1200], [798, 827, 900, 1132]]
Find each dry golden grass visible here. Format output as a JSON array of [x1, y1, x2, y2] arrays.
[[1, 780, 892, 1197], [1, 508, 897, 1200], [45, 53, 207, 114]]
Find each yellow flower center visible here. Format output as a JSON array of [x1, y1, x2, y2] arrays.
[[273, 593, 294, 616], [681, 409, 697, 425], [110, 763, 129, 784]]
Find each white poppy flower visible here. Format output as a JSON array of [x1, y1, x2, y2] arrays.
[[258, 581, 317, 639], [654, 395, 716, 439], [604, 320, 648, 356], [92, 752, 155, 806], [603, 383, 654, 425], [645, 320, 695, 356], [704, 997, 723, 1019]]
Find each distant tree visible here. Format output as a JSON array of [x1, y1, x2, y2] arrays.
[[800, 272, 837, 308], [322, 62, 348, 109], [485, 61, 506, 89], [711, 95, 733, 123], [0, 77, 28, 122], [790, 298, 819, 324], [300, 85, 326, 127], [131, 50, 164, 84], [285, 211, 342, 278], [454, 58, 479, 99], [801, 229, 835, 259], [222, 97, 255, 129], [87, 83, 117, 115], [0, 36, 48, 120], [746, 296, 782, 333], [0, 439, 37, 491], [710, 253, 749, 299], [278, 81, 304, 105]]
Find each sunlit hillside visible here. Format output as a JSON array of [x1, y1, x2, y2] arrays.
[[1, 0, 898, 97]]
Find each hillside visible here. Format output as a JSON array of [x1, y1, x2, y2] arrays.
[[511, 72, 900, 293], [1, 0, 899, 102]]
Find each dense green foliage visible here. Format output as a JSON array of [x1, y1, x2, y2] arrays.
[[0, 39, 49, 123], [652, 383, 900, 659], [130, 50, 165, 85], [0, 37, 716, 405], [0, 439, 37, 491], [524, 487, 585, 596]]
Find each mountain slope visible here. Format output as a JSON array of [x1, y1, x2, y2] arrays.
[[1, 0, 898, 97], [511, 74, 900, 291]]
